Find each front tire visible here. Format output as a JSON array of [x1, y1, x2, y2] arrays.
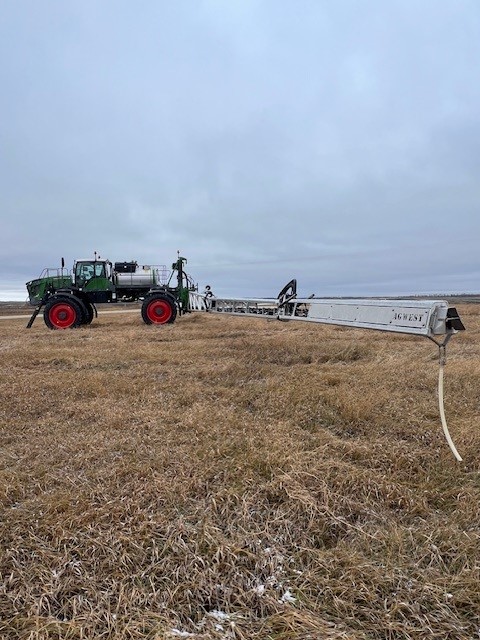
[[44, 297, 83, 329], [82, 302, 95, 325], [141, 294, 177, 325]]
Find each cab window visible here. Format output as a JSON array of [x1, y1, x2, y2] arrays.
[[75, 262, 106, 283], [94, 263, 106, 277]]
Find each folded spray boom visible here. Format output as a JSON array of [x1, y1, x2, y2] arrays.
[[189, 279, 466, 460]]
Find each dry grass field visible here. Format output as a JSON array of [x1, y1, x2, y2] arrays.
[[1, 305, 479, 639]]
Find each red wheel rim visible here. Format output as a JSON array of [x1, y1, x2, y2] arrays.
[[146, 299, 172, 324], [49, 302, 77, 328]]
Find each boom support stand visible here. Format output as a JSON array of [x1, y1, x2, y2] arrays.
[[26, 298, 47, 328]]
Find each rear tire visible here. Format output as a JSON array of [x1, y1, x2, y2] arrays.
[[141, 294, 177, 325], [44, 297, 83, 330]]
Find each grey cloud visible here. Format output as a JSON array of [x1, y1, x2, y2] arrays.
[[1, 0, 480, 299]]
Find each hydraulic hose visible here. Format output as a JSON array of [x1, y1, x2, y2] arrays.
[[438, 360, 463, 462]]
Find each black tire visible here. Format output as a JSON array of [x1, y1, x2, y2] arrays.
[[82, 302, 95, 325], [43, 297, 83, 330], [141, 294, 177, 325], [75, 298, 89, 325]]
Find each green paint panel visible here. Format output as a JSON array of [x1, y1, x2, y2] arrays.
[[83, 277, 114, 292], [26, 276, 72, 305]]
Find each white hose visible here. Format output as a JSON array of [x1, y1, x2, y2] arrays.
[[438, 362, 463, 462]]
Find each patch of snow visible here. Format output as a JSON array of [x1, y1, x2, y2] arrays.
[[169, 629, 195, 638], [279, 589, 296, 604], [208, 610, 231, 622]]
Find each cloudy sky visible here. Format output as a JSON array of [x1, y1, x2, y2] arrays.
[[1, 0, 479, 300]]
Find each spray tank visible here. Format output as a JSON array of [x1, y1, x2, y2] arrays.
[[112, 262, 169, 289]]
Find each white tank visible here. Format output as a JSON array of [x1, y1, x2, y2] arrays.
[[115, 271, 156, 288], [113, 265, 168, 288]]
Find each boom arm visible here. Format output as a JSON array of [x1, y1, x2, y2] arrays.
[[189, 282, 466, 460], [203, 295, 464, 339]]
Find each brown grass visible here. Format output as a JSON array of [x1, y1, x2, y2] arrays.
[[1, 306, 479, 639]]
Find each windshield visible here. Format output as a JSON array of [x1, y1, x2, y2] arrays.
[[75, 261, 106, 283]]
